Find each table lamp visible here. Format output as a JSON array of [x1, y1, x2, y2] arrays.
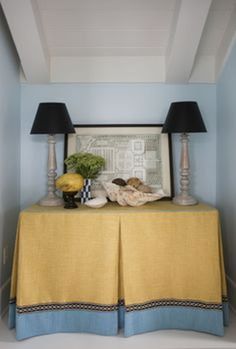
[[30, 102, 75, 206], [162, 101, 207, 205]]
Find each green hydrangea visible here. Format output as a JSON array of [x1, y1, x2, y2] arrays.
[[65, 152, 105, 179]]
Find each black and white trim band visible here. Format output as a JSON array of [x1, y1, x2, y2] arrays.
[[10, 297, 227, 314]]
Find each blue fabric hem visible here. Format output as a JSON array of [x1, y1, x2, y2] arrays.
[[14, 309, 118, 340], [118, 306, 125, 329], [124, 306, 225, 337], [9, 302, 228, 339]]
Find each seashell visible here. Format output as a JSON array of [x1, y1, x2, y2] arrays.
[[120, 185, 137, 192], [84, 196, 107, 208], [117, 190, 165, 207], [102, 182, 166, 206], [137, 184, 153, 193], [112, 178, 127, 186], [127, 177, 143, 188], [102, 182, 120, 201]]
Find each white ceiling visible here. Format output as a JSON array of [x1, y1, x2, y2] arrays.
[[1, 0, 236, 83], [39, 0, 176, 57]]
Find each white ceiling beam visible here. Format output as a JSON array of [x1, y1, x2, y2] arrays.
[[215, 7, 236, 80], [1, 0, 50, 83], [166, 0, 212, 83]]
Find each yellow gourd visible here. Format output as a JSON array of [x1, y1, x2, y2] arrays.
[[56, 173, 84, 192]]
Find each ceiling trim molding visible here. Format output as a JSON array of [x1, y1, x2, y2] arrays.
[[165, 0, 212, 83], [1, 0, 50, 83]]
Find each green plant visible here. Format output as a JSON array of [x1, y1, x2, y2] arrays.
[[65, 152, 105, 179]]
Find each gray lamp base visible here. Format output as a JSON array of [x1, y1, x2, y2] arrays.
[[173, 194, 197, 206], [173, 133, 198, 206], [39, 134, 64, 207], [39, 194, 63, 207]]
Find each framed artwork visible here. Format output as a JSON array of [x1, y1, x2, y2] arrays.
[[64, 124, 174, 198]]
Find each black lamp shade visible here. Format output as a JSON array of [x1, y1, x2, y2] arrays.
[[162, 101, 207, 133], [30, 103, 75, 134]]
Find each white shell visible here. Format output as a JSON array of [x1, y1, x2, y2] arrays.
[[84, 197, 108, 208], [117, 190, 165, 207], [102, 182, 120, 201], [103, 182, 166, 207]]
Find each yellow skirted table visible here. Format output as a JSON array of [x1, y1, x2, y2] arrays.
[[9, 201, 228, 340]]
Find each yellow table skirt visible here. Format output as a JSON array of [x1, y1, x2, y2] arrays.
[[9, 201, 228, 339]]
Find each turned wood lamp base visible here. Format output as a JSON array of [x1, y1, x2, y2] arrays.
[[39, 194, 63, 207], [173, 194, 197, 206], [173, 133, 198, 206], [39, 134, 63, 207]]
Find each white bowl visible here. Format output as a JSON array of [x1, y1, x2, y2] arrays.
[[84, 197, 108, 208]]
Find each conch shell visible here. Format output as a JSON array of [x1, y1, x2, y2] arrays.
[[127, 177, 143, 188], [103, 182, 165, 207]]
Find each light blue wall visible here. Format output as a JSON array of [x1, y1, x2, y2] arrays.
[[21, 83, 216, 208], [0, 6, 20, 313], [216, 38, 236, 308]]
